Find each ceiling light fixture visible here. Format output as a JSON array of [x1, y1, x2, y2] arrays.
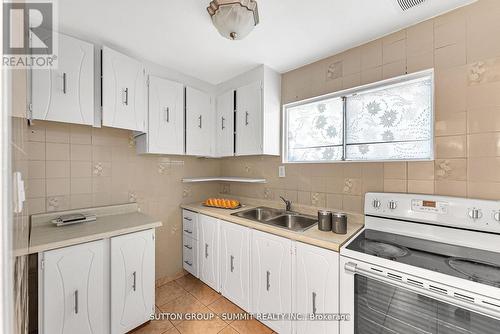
[[207, 0, 259, 40]]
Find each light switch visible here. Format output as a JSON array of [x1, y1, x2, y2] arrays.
[[278, 165, 286, 178]]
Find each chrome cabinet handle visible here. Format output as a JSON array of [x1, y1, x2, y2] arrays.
[[230, 255, 234, 272], [132, 271, 137, 291], [184, 244, 192, 250], [245, 111, 249, 126], [184, 217, 192, 221], [122, 88, 129, 105], [198, 115, 202, 128], [184, 260, 192, 266], [312, 292, 317, 314], [205, 243, 209, 258], [62, 72, 67, 94], [266, 270, 270, 291], [183, 229, 192, 234], [164, 107, 170, 122], [74, 290, 79, 314], [221, 116, 225, 130]]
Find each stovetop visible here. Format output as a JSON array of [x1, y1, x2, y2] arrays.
[[346, 229, 500, 288]]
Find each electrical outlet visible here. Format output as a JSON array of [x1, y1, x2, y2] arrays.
[[279, 165, 286, 178]]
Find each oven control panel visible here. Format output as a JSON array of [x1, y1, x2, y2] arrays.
[[364, 192, 500, 234], [411, 199, 448, 214]]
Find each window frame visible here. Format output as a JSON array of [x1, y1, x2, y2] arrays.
[[282, 69, 435, 164]]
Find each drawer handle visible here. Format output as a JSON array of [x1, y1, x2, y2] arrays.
[[184, 244, 192, 250], [74, 290, 79, 314], [132, 271, 137, 291], [183, 229, 192, 234], [312, 292, 317, 314], [184, 217, 192, 221], [205, 243, 209, 258], [266, 270, 270, 291], [184, 260, 192, 266], [230, 255, 235, 272]]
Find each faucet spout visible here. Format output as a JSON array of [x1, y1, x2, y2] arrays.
[[279, 196, 292, 212]]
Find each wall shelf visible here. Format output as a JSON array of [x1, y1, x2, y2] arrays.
[[182, 177, 267, 184]]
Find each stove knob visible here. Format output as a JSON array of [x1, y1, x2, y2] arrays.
[[372, 199, 381, 209], [388, 201, 397, 210], [468, 208, 482, 220], [494, 211, 500, 222]]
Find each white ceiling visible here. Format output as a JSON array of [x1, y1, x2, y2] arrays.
[[59, 0, 475, 84]]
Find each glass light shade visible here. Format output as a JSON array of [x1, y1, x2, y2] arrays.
[[208, 1, 259, 40]]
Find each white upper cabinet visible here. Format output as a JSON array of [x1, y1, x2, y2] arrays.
[[295, 242, 340, 334], [216, 65, 281, 156], [220, 220, 250, 310], [32, 32, 94, 125], [40, 240, 105, 334], [102, 46, 146, 132], [185, 87, 214, 156], [251, 229, 292, 334], [215, 90, 235, 157], [236, 81, 262, 156], [110, 229, 155, 334], [136, 75, 184, 155], [198, 214, 219, 291]]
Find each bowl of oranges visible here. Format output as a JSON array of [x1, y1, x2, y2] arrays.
[[203, 198, 241, 210]]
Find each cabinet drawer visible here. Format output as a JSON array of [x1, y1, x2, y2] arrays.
[[183, 236, 197, 277], [182, 210, 198, 239]]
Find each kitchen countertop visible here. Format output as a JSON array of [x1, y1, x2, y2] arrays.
[[29, 203, 162, 254], [181, 201, 364, 252]]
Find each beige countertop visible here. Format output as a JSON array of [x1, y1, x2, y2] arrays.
[[29, 203, 162, 254], [181, 201, 364, 252]]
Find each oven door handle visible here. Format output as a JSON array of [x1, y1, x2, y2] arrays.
[[343, 261, 500, 320]]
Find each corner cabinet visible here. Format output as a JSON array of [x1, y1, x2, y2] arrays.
[[102, 46, 147, 132], [251, 229, 293, 334], [39, 240, 106, 334], [136, 75, 185, 155], [295, 242, 340, 334], [32, 32, 94, 125], [185, 87, 214, 156], [110, 229, 155, 334]]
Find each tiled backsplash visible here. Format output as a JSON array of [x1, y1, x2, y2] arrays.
[[221, 0, 500, 212], [23, 120, 221, 279]]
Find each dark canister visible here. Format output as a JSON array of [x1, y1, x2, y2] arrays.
[[317, 210, 333, 231], [332, 212, 347, 234]]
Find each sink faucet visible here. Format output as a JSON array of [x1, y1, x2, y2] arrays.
[[280, 196, 292, 212]]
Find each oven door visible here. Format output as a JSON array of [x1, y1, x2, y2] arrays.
[[340, 256, 500, 334]]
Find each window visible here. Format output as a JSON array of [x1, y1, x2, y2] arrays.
[[283, 70, 434, 163]]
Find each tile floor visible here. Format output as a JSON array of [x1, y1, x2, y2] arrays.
[[129, 274, 276, 334]]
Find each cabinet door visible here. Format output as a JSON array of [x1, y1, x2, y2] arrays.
[[220, 220, 250, 310], [185, 87, 213, 156], [251, 229, 292, 334], [147, 76, 184, 154], [32, 32, 94, 125], [198, 215, 219, 291], [41, 240, 105, 334], [102, 46, 146, 132], [295, 242, 339, 334], [236, 81, 262, 156], [111, 229, 155, 334], [215, 90, 234, 157]]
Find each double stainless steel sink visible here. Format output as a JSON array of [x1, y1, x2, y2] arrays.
[[231, 206, 317, 232]]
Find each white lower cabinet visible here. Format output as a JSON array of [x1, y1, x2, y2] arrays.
[[251, 229, 293, 334], [40, 240, 106, 334], [198, 214, 220, 291], [220, 220, 250, 310], [39, 229, 156, 334], [110, 229, 156, 334], [294, 242, 340, 334]]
